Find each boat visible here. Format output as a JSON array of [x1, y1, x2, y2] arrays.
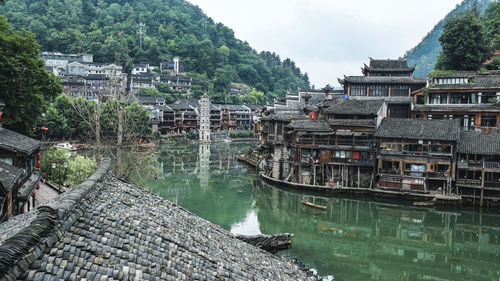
[[301, 200, 327, 210], [413, 201, 435, 206], [54, 142, 76, 151]]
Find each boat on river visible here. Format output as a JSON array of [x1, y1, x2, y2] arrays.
[[413, 201, 435, 206], [301, 200, 327, 210]]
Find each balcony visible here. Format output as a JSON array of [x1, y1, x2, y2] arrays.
[[457, 179, 500, 189], [458, 161, 500, 171]]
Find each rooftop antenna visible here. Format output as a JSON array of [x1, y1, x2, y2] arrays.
[[137, 23, 146, 49]]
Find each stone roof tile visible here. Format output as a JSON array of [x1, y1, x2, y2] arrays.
[[0, 160, 317, 281], [0, 127, 41, 155], [375, 118, 461, 141], [458, 131, 500, 155], [322, 99, 385, 115]]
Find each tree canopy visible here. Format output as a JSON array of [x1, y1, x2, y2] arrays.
[[0, 0, 310, 99], [435, 8, 490, 71], [0, 15, 62, 134]]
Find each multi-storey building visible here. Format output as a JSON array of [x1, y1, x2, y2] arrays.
[[412, 71, 500, 133], [0, 125, 42, 220], [456, 131, 500, 206], [339, 58, 426, 118], [375, 118, 460, 195]]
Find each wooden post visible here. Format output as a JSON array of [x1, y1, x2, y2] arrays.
[[480, 158, 485, 207], [358, 166, 360, 188]]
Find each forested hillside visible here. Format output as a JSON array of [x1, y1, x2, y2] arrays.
[[0, 0, 310, 99], [404, 0, 493, 77]]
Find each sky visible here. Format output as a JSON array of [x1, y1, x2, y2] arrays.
[[187, 0, 463, 88]]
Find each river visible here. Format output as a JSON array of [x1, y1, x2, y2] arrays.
[[137, 142, 500, 281]]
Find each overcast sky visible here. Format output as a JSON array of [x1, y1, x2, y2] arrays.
[[187, 0, 463, 88]]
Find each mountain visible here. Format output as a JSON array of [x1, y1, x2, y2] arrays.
[[404, 0, 493, 77], [0, 0, 310, 100]]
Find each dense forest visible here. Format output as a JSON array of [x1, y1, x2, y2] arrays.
[[404, 0, 494, 77], [0, 0, 310, 100]]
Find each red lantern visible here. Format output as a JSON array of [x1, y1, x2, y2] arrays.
[[36, 184, 40, 190], [36, 153, 41, 160], [36, 161, 41, 168], [32, 192, 36, 197], [42, 127, 48, 132]]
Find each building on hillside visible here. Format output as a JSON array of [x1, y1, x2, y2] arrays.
[[129, 96, 165, 107], [227, 83, 251, 96], [338, 58, 426, 118], [0, 126, 42, 219], [456, 131, 500, 206], [40, 52, 93, 69], [160, 57, 184, 74], [199, 94, 211, 143], [130, 74, 156, 94], [159, 74, 192, 95], [375, 118, 461, 195], [411, 71, 500, 133], [131, 63, 153, 75]]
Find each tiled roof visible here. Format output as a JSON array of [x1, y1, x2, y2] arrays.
[[429, 74, 500, 90], [166, 103, 193, 110], [368, 59, 414, 71], [17, 171, 42, 201], [0, 161, 23, 193], [327, 119, 375, 128], [340, 76, 426, 85], [349, 96, 413, 105], [429, 71, 477, 78], [0, 127, 41, 155], [458, 131, 500, 155], [322, 99, 385, 115], [375, 118, 461, 141], [0, 160, 317, 281], [288, 120, 332, 131]]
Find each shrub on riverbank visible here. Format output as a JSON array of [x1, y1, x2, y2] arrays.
[[230, 131, 255, 138], [41, 148, 97, 187]]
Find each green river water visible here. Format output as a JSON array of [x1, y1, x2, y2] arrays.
[[138, 142, 500, 281]]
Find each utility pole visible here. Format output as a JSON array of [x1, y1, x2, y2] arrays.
[[137, 23, 146, 49]]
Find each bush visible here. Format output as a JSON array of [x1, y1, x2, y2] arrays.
[[230, 131, 254, 138], [41, 148, 97, 187]]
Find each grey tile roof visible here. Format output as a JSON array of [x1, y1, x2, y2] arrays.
[[429, 71, 477, 78], [0, 160, 317, 281], [17, 171, 41, 201], [0, 161, 23, 193], [0, 127, 41, 155], [340, 76, 426, 85], [327, 119, 375, 128], [458, 131, 500, 155], [322, 99, 385, 115], [429, 74, 500, 90], [167, 103, 193, 110], [368, 59, 414, 71], [375, 118, 461, 141], [288, 120, 332, 131]]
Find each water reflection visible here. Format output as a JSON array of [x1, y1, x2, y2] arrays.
[[140, 143, 500, 281]]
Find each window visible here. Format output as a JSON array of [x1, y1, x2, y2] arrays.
[[481, 115, 497, 127], [391, 85, 409, 97], [481, 92, 497, 104], [351, 85, 366, 96], [369, 85, 389, 96]]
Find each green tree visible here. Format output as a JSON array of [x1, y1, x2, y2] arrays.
[[435, 9, 490, 71], [65, 155, 97, 186], [40, 106, 68, 140], [0, 16, 62, 134], [482, 1, 500, 50]]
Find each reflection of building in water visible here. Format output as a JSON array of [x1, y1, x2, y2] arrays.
[[198, 144, 211, 188], [252, 182, 500, 281]]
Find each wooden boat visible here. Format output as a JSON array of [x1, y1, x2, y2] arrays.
[[413, 201, 435, 206], [301, 200, 327, 210]]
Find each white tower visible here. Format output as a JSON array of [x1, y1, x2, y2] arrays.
[[173, 57, 180, 73], [199, 94, 211, 143]]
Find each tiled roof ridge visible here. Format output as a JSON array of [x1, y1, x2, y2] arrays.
[[0, 159, 111, 280]]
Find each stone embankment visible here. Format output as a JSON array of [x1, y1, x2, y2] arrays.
[[0, 159, 319, 281]]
